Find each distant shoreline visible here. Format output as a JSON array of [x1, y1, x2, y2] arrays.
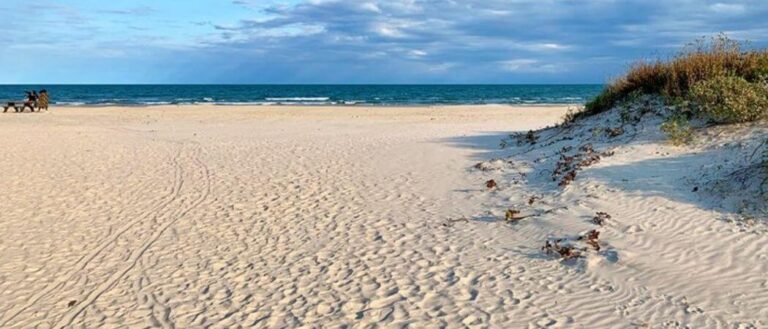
[[48, 102, 581, 109], [1, 84, 600, 109]]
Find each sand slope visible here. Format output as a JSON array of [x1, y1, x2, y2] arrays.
[[0, 104, 765, 328], [466, 99, 767, 328]]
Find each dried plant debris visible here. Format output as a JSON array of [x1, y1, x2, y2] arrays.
[[473, 162, 494, 172], [592, 212, 612, 226], [559, 170, 578, 187], [506, 206, 569, 224], [522, 130, 539, 145], [505, 209, 522, 222], [605, 127, 625, 138], [500, 130, 540, 148], [543, 230, 602, 260], [542, 239, 584, 260], [486, 179, 498, 189], [552, 143, 615, 187], [473, 159, 515, 172], [443, 217, 469, 227], [578, 230, 601, 251]]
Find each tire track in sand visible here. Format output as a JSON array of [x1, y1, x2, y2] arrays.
[[51, 143, 211, 328], [0, 146, 185, 328]]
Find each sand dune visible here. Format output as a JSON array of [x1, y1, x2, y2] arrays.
[[0, 104, 765, 328], [467, 99, 767, 328]]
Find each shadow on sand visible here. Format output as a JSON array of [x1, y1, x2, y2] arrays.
[[441, 130, 758, 216]]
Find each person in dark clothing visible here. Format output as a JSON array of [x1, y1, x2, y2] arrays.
[[24, 91, 37, 112]]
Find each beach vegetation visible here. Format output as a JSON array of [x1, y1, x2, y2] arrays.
[[500, 130, 539, 149], [660, 115, 694, 145], [583, 34, 768, 124], [619, 103, 633, 125], [689, 75, 768, 123], [560, 107, 579, 127], [522, 130, 539, 145]]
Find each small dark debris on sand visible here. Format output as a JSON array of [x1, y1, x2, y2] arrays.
[[592, 212, 612, 226], [505, 209, 522, 222], [486, 179, 498, 189]]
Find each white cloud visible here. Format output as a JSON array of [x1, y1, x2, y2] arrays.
[[408, 49, 427, 57], [372, 19, 421, 38], [524, 43, 569, 51], [360, 2, 381, 13], [375, 25, 404, 38], [5, 0, 768, 83], [427, 62, 456, 72], [500, 59, 561, 73], [709, 3, 745, 14]]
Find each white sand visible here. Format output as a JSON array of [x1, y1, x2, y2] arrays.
[[0, 104, 765, 328]]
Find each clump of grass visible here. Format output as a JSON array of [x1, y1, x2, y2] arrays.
[[660, 115, 694, 145], [560, 107, 579, 127], [500, 130, 539, 149], [689, 75, 768, 123], [583, 34, 768, 123]]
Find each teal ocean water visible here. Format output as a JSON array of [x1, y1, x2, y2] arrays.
[[0, 85, 602, 106]]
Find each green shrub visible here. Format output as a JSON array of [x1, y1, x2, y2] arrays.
[[689, 76, 768, 123], [560, 107, 579, 127], [582, 91, 621, 118], [660, 115, 694, 145], [585, 34, 768, 118]]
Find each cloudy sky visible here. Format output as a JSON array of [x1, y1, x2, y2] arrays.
[[1, 0, 766, 84]]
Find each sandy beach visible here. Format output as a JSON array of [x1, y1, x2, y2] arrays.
[[5, 0, 768, 327], [0, 105, 561, 328], [0, 105, 765, 328]]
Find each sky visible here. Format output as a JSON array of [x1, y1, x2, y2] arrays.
[[1, 0, 767, 84]]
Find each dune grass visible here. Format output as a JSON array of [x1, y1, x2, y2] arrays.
[[583, 35, 768, 124]]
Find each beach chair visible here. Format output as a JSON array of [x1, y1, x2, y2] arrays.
[[3, 101, 36, 113], [3, 102, 23, 113]]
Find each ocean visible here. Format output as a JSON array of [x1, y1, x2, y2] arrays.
[[0, 85, 603, 106]]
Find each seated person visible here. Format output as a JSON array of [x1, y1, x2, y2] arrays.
[[23, 91, 37, 112], [38, 90, 49, 111]]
